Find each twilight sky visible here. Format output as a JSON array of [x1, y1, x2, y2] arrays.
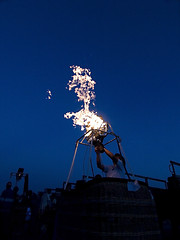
[[0, 0, 180, 193]]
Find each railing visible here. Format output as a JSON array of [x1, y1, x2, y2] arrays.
[[81, 174, 168, 189], [128, 173, 168, 189], [169, 160, 180, 175]]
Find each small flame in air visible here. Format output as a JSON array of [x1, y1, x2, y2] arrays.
[[64, 66, 107, 137], [46, 89, 52, 100]]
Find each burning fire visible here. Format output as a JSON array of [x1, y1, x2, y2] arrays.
[[64, 66, 107, 141], [46, 89, 52, 100]]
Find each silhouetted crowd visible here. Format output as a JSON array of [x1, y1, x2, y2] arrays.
[[0, 181, 61, 240]]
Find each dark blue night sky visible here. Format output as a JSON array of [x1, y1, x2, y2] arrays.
[[0, 0, 180, 193]]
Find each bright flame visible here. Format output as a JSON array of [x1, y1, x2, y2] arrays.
[[64, 66, 107, 139], [46, 89, 52, 99]]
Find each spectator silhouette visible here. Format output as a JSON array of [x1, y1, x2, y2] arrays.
[[13, 186, 20, 204], [0, 181, 14, 240], [1, 181, 14, 199]]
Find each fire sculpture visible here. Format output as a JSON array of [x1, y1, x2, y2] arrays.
[[64, 66, 126, 189]]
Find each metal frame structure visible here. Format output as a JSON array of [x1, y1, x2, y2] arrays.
[[64, 124, 170, 190], [64, 123, 130, 189]]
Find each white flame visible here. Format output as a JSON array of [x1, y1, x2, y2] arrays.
[[46, 89, 52, 99], [64, 66, 107, 137]]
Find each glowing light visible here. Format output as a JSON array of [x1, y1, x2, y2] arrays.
[[64, 66, 107, 140], [46, 89, 52, 100]]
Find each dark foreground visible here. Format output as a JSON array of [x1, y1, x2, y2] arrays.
[[1, 176, 180, 240]]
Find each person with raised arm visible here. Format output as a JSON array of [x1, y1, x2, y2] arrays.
[[95, 144, 126, 178]]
